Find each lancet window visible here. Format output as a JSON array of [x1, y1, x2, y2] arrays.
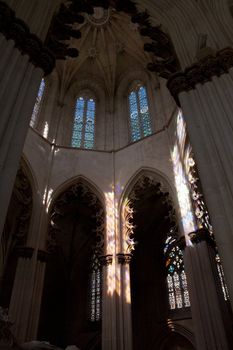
[[89, 251, 102, 322], [71, 95, 96, 149], [164, 234, 190, 310], [30, 78, 45, 128], [128, 85, 152, 142]]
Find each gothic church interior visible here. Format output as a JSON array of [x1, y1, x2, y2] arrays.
[[1, 1, 233, 350]]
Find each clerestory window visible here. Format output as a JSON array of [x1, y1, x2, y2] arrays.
[[30, 78, 45, 128], [71, 95, 96, 149], [128, 85, 152, 142]]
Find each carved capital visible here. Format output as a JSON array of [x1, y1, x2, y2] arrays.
[[187, 228, 215, 248], [17, 246, 34, 259], [0, 1, 55, 75], [37, 249, 49, 262], [100, 254, 113, 266], [117, 253, 132, 265], [167, 47, 233, 105]]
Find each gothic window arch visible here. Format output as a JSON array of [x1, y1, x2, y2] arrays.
[[128, 83, 152, 142], [164, 233, 190, 310], [30, 78, 45, 128], [71, 92, 96, 149]]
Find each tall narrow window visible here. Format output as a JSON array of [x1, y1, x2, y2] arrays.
[[128, 85, 152, 142], [164, 234, 190, 310], [71, 96, 96, 149], [30, 79, 45, 128], [89, 251, 102, 322]]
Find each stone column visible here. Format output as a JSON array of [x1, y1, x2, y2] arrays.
[[8, 247, 49, 343], [167, 48, 233, 306], [101, 255, 117, 350], [26, 250, 49, 340], [184, 229, 231, 350], [117, 254, 133, 350], [8, 247, 34, 342], [0, 2, 55, 240]]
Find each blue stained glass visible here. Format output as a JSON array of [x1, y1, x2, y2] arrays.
[[138, 87, 152, 137], [129, 92, 141, 141], [71, 96, 95, 149], [129, 86, 152, 142], [30, 78, 45, 127]]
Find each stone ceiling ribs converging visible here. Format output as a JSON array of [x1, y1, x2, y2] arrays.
[[46, 0, 180, 79]]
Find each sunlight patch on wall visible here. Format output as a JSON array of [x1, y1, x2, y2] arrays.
[[172, 111, 196, 242]]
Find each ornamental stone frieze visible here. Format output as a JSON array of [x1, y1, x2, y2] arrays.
[[0, 1, 55, 75], [167, 47, 233, 105], [117, 253, 132, 265]]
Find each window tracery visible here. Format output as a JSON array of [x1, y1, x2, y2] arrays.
[[89, 251, 102, 322], [128, 85, 152, 142], [71, 95, 96, 149], [164, 233, 190, 310], [178, 110, 230, 302], [30, 79, 45, 128]]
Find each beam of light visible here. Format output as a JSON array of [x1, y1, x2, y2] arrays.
[[43, 121, 49, 138], [124, 264, 131, 304], [42, 186, 53, 213], [172, 111, 196, 245]]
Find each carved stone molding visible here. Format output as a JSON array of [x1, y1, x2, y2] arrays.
[[117, 253, 132, 265], [100, 254, 113, 266], [167, 47, 233, 105], [0, 1, 55, 75]]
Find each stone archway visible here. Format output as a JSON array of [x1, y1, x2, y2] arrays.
[[39, 181, 105, 350], [125, 174, 177, 350], [160, 332, 195, 350]]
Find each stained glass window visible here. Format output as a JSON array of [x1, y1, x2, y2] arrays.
[[72, 96, 95, 149], [128, 85, 152, 142], [89, 251, 102, 322], [30, 79, 45, 128], [164, 235, 190, 310]]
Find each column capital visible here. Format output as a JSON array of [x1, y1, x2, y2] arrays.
[[117, 253, 132, 265], [100, 254, 113, 266], [188, 228, 215, 248], [17, 246, 34, 259], [37, 249, 49, 262], [0, 2, 55, 75], [167, 47, 233, 105]]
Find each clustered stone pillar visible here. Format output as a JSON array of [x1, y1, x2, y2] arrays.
[[183, 229, 231, 350], [117, 253, 133, 350], [9, 247, 48, 343], [101, 254, 116, 350], [0, 2, 55, 241], [167, 47, 233, 308]]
